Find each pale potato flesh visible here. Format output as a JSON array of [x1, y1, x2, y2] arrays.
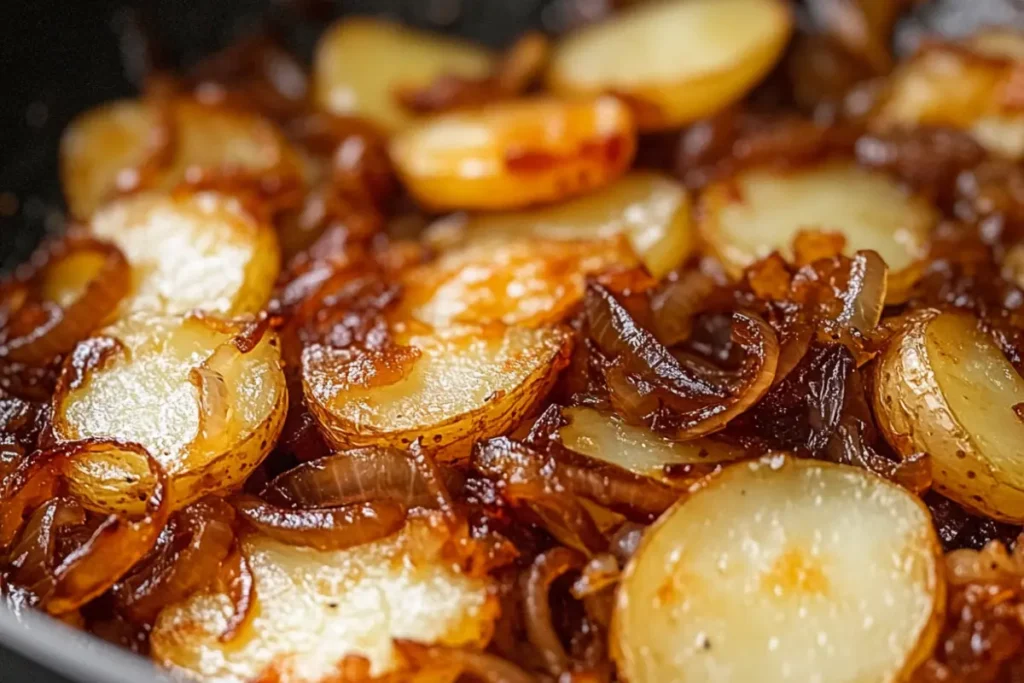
[[614, 457, 944, 683], [61, 98, 303, 218], [313, 17, 494, 131], [874, 310, 1024, 522], [699, 160, 935, 276], [54, 314, 287, 514], [399, 237, 637, 328], [424, 172, 693, 279], [151, 520, 498, 683], [547, 0, 792, 130], [559, 406, 745, 481], [389, 96, 636, 211], [304, 325, 570, 455], [874, 42, 1024, 159], [89, 191, 280, 317]]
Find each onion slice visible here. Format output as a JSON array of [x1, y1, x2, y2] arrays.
[[393, 641, 536, 683], [232, 495, 406, 551], [523, 547, 586, 676]]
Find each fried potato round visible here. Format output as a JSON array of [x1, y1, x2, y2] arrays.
[[88, 191, 280, 317], [546, 0, 792, 131], [313, 17, 494, 131], [61, 98, 303, 217], [613, 457, 944, 683], [151, 519, 498, 683], [424, 172, 692, 280], [53, 314, 286, 514], [874, 309, 1024, 522], [389, 96, 636, 211], [698, 160, 935, 277], [303, 326, 571, 457]]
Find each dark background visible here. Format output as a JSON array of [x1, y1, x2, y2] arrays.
[[0, 0, 1023, 681]]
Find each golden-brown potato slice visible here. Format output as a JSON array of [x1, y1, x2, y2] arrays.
[[313, 17, 494, 131], [304, 326, 570, 456], [53, 314, 286, 514], [399, 237, 637, 328], [873, 309, 1024, 522], [613, 457, 944, 683], [152, 519, 498, 683], [389, 96, 635, 211], [559, 406, 745, 482], [89, 191, 279, 317], [698, 160, 935, 277], [424, 172, 692, 279], [874, 37, 1024, 159], [61, 98, 303, 217], [546, 0, 792, 131]]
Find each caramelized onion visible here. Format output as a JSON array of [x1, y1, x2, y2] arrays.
[[585, 282, 779, 439], [232, 495, 406, 551], [42, 441, 170, 615], [393, 640, 536, 683], [218, 548, 255, 643], [262, 446, 464, 512], [571, 553, 621, 599], [114, 496, 236, 624], [523, 547, 585, 677], [0, 237, 130, 365], [6, 498, 85, 600]]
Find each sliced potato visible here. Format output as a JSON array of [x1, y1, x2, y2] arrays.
[[399, 237, 637, 328], [89, 191, 280, 317], [313, 17, 494, 131], [152, 519, 498, 683], [61, 98, 303, 217], [389, 96, 635, 211], [559, 406, 745, 482], [304, 326, 571, 456], [547, 0, 792, 131], [613, 457, 944, 683], [53, 314, 286, 514], [873, 309, 1024, 522], [698, 160, 935, 277], [424, 172, 692, 279], [874, 39, 1024, 159]]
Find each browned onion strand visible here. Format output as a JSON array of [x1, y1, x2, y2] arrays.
[[393, 640, 538, 683], [0, 237, 131, 365], [114, 497, 236, 624], [41, 442, 171, 615], [232, 494, 406, 551], [570, 553, 621, 600], [5, 498, 85, 601], [218, 548, 256, 644], [522, 547, 586, 677], [262, 446, 465, 511]]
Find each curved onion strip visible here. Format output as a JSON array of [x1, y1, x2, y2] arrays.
[[188, 315, 271, 455], [838, 251, 888, 334], [232, 495, 406, 551], [523, 547, 586, 676], [0, 451, 64, 550], [409, 440, 457, 522], [218, 548, 256, 643], [114, 496, 236, 624], [0, 238, 130, 365], [262, 447, 465, 512], [42, 441, 171, 615], [571, 553, 622, 600], [585, 282, 779, 439], [551, 448, 681, 522], [472, 437, 607, 554], [648, 271, 717, 347], [393, 640, 535, 683], [6, 498, 86, 600]]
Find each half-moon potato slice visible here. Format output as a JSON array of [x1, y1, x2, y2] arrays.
[[546, 0, 793, 131], [613, 457, 944, 683], [304, 325, 571, 456], [398, 236, 638, 328], [389, 96, 635, 211], [424, 172, 693, 279], [88, 191, 280, 317], [151, 519, 498, 683], [53, 314, 287, 514], [698, 160, 935, 278], [558, 406, 745, 483], [873, 309, 1024, 522], [61, 98, 303, 218], [313, 17, 494, 131]]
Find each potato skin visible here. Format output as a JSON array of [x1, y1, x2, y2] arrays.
[[872, 309, 1024, 522]]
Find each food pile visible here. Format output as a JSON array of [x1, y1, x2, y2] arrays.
[[4, 0, 1024, 680]]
